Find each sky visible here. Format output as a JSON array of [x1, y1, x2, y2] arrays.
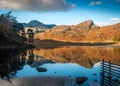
[[0, 0, 120, 26]]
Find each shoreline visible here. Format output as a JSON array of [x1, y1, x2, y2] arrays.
[[0, 39, 120, 49], [33, 39, 120, 48], [0, 44, 34, 50]]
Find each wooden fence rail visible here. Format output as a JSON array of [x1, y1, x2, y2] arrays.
[[100, 59, 120, 86]]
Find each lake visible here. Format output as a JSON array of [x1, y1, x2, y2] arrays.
[[0, 46, 120, 86]]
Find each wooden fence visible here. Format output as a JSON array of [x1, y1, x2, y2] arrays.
[[100, 59, 120, 86]]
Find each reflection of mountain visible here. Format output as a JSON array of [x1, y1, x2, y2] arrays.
[[25, 49, 55, 67], [33, 46, 120, 68]]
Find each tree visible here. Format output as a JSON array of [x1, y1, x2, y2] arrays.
[[27, 29, 34, 44], [0, 11, 25, 45]]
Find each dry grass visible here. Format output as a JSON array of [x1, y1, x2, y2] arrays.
[[33, 39, 117, 49]]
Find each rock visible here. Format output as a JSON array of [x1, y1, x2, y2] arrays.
[[117, 80, 120, 84], [69, 75, 72, 77], [113, 79, 119, 82], [93, 73, 97, 75], [94, 79, 97, 82], [114, 79, 120, 83], [75, 76, 88, 85], [36, 67, 47, 72], [100, 72, 104, 75], [106, 75, 112, 79]]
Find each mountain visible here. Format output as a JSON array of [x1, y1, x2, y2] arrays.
[[76, 20, 100, 30], [22, 20, 56, 28], [35, 20, 120, 42]]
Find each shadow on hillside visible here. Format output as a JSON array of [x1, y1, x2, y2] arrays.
[[34, 39, 115, 49]]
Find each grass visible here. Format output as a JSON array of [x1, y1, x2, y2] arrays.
[[112, 37, 120, 42], [33, 39, 116, 49]]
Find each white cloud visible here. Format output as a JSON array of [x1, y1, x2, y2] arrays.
[[89, 1, 95, 6], [109, 18, 120, 24], [96, 1, 102, 5], [95, 18, 120, 26], [89, 1, 102, 6], [0, 0, 74, 12], [110, 18, 120, 22], [116, 0, 120, 2], [94, 21, 110, 26]]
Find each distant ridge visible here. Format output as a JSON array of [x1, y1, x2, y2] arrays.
[[22, 20, 56, 28]]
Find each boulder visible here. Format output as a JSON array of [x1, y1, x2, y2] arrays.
[[36, 67, 47, 72], [75, 76, 88, 85], [93, 73, 97, 75]]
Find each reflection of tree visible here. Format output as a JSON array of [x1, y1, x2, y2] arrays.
[[27, 49, 34, 65], [0, 49, 26, 82]]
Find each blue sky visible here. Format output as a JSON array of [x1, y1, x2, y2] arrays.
[[0, 0, 120, 26]]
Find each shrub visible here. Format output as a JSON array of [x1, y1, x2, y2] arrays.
[[112, 37, 120, 41]]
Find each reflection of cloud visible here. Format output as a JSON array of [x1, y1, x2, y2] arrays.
[[0, 76, 73, 86], [0, 0, 74, 12], [94, 62, 100, 68], [89, 1, 102, 6]]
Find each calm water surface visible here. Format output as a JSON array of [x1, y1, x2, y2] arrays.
[[0, 46, 120, 86]]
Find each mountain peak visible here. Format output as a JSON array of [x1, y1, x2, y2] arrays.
[[76, 20, 97, 30], [25, 20, 56, 28], [28, 20, 44, 27], [77, 20, 94, 26], [29, 20, 43, 24]]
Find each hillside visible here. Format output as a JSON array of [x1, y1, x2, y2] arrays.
[[35, 20, 120, 42]]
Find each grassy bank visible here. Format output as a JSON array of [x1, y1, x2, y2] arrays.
[[33, 39, 120, 48]]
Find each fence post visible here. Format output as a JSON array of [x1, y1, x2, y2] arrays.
[[101, 59, 104, 74], [108, 61, 111, 86], [100, 59, 105, 86]]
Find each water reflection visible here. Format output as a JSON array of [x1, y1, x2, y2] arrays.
[[0, 46, 120, 86], [34, 46, 120, 67], [0, 49, 26, 82], [27, 49, 34, 65], [0, 49, 54, 81]]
